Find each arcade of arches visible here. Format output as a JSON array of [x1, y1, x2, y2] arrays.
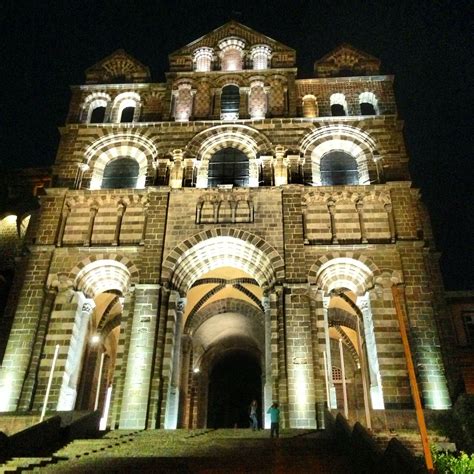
[[0, 228, 452, 430]]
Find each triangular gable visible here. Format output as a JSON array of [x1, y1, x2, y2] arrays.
[[169, 20, 296, 71], [85, 49, 151, 84], [314, 43, 380, 77]]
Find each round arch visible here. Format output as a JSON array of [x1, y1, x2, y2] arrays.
[[299, 124, 379, 185], [84, 132, 157, 189], [162, 228, 284, 294], [81, 92, 111, 123], [185, 125, 273, 188], [65, 253, 140, 298], [185, 298, 264, 337], [110, 91, 142, 123], [308, 253, 380, 296]]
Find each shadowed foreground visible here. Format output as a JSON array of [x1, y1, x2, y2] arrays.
[[2, 429, 355, 473]]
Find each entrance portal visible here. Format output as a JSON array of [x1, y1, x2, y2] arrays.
[[207, 350, 262, 428]]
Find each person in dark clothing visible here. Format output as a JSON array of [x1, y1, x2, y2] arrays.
[[249, 399, 258, 430]]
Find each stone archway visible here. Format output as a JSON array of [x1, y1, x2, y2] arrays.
[[185, 124, 273, 188], [309, 255, 385, 413], [160, 231, 283, 429], [183, 298, 265, 428], [55, 256, 136, 421]]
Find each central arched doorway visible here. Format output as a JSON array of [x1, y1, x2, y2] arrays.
[[207, 349, 262, 428], [162, 230, 285, 429]]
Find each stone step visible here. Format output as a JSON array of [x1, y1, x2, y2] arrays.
[[30, 430, 353, 473], [0, 457, 55, 473]]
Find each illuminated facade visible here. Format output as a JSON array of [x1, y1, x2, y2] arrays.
[[0, 21, 458, 430]]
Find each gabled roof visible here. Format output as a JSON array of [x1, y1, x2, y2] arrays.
[[169, 20, 296, 71], [170, 20, 294, 56], [85, 49, 150, 84], [314, 43, 381, 77]]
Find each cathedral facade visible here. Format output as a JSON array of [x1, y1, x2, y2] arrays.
[[0, 21, 456, 430]]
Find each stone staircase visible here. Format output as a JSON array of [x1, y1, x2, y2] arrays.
[[0, 428, 354, 473]]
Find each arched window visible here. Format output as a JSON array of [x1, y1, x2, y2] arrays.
[[194, 47, 214, 72], [331, 104, 346, 116], [101, 157, 140, 189], [221, 85, 240, 120], [330, 93, 348, 116], [90, 106, 106, 123], [112, 94, 141, 123], [320, 151, 359, 185], [120, 106, 135, 123], [208, 148, 249, 187], [83, 94, 110, 123], [359, 92, 378, 115]]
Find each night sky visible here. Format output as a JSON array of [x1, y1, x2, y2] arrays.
[[1, 0, 472, 289]]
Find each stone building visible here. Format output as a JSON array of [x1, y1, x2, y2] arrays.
[[0, 21, 460, 430]]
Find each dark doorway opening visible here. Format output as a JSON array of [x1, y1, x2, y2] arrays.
[[207, 350, 262, 428]]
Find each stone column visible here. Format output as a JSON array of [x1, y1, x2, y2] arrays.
[[119, 284, 160, 429], [357, 293, 384, 409], [17, 288, 57, 411], [56, 205, 71, 247], [394, 260, 451, 409], [322, 295, 337, 408], [178, 334, 192, 428], [356, 200, 368, 243], [285, 284, 317, 428], [31, 277, 85, 411], [275, 286, 289, 427], [263, 295, 273, 428], [164, 296, 185, 429], [57, 300, 94, 410], [328, 200, 338, 244], [146, 286, 170, 429], [385, 203, 396, 243], [74, 163, 89, 190], [108, 287, 135, 428], [309, 286, 327, 428], [169, 149, 185, 189], [84, 205, 98, 247], [112, 202, 126, 246], [273, 145, 288, 186]]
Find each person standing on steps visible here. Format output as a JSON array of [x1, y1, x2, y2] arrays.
[[249, 399, 258, 431], [267, 402, 280, 438]]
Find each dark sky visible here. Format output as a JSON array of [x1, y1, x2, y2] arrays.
[[1, 0, 472, 290]]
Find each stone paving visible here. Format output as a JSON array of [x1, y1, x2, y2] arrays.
[[1, 429, 355, 473]]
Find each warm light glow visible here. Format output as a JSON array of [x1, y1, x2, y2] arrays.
[[0, 373, 13, 411], [2, 215, 17, 224], [295, 366, 308, 407], [90, 334, 101, 344], [173, 236, 276, 291], [193, 367, 200, 374], [100, 386, 113, 430], [75, 259, 131, 298]]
